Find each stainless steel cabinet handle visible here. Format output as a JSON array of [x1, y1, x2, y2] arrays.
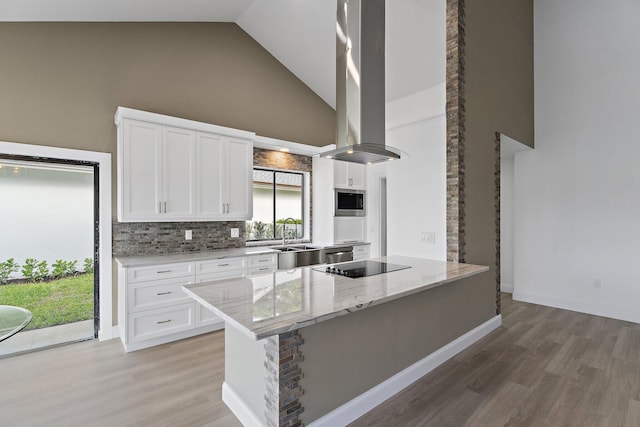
[[164, 201, 167, 213], [218, 263, 229, 267], [226, 203, 230, 213], [158, 201, 162, 214], [258, 259, 269, 263], [157, 291, 172, 296], [258, 267, 270, 271], [157, 319, 172, 324], [157, 270, 172, 274]]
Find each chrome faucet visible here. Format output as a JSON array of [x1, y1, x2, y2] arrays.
[[282, 217, 297, 246]]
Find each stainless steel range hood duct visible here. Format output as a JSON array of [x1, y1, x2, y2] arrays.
[[320, 0, 402, 165]]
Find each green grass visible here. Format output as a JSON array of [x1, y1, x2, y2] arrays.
[[0, 273, 93, 330]]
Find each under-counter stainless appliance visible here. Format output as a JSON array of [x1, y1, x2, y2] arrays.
[[324, 245, 354, 264], [335, 188, 365, 217], [314, 260, 410, 279]]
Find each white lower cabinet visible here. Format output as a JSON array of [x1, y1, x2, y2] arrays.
[[118, 252, 277, 352], [128, 303, 196, 344], [352, 244, 371, 261], [127, 276, 194, 313], [195, 303, 222, 328]]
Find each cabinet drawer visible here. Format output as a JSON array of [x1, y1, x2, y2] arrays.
[[248, 253, 277, 268], [353, 245, 370, 256], [128, 303, 195, 343], [196, 257, 246, 275], [127, 262, 195, 283], [248, 266, 276, 276], [127, 276, 194, 313], [197, 270, 247, 284]]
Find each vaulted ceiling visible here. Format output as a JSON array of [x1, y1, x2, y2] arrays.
[[1, 0, 445, 107]]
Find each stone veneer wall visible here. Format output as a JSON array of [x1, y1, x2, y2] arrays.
[[494, 132, 501, 315], [446, 0, 467, 264], [112, 221, 245, 257], [253, 148, 312, 173], [264, 331, 305, 427]]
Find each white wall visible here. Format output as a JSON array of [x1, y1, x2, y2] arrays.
[[366, 85, 446, 260], [514, 0, 640, 322], [500, 155, 514, 293], [500, 134, 532, 293], [0, 163, 93, 276]]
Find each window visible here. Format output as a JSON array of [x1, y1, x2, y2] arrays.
[[247, 168, 305, 241]]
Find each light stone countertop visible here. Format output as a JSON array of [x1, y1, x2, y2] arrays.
[[114, 246, 278, 268], [114, 242, 369, 268], [182, 256, 489, 340]]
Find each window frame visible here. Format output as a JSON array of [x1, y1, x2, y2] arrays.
[[247, 166, 310, 244]]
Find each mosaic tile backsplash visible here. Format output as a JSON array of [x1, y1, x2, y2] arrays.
[[112, 220, 246, 257]]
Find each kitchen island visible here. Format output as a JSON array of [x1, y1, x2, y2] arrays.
[[183, 256, 493, 426]]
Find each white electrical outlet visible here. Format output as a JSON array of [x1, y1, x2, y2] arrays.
[[185, 230, 192, 240], [421, 232, 435, 244], [594, 279, 602, 289], [231, 228, 239, 238]]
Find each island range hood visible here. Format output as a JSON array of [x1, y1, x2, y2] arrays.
[[320, 0, 402, 165]]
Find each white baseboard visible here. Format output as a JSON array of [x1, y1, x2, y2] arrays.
[[308, 315, 502, 427], [222, 382, 265, 427], [98, 325, 119, 341], [513, 291, 640, 324], [501, 282, 514, 293]]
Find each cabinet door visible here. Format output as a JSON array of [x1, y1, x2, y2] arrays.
[[195, 303, 223, 328], [163, 126, 195, 218], [225, 137, 253, 219], [348, 163, 366, 189], [195, 132, 225, 218], [334, 160, 349, 188], [121, 119, 162, 219], [334, 217, 367, 243]]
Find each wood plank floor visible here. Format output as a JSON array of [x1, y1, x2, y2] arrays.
[[1, 294, 639, 426], [0, 330, 242, 427], [350, 293, 640, 427]]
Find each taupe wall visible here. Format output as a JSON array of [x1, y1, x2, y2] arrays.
[[463, 0, 533, 310], [0, 22, 335, 211], [466, 1, 534, 148], [299, 274, 491, 423]]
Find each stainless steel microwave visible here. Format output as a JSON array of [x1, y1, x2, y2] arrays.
[[335, 189, 366, 217]]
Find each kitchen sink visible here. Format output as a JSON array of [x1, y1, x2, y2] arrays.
[[287, 245, 321, 250], [271, 246, 301, 252], [271, 245, 324, 269]]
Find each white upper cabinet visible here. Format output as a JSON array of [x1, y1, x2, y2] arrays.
[[121, 120, 163, 220], [225, 137, 253, 217], [162, 126, 195, 218], [334, 161, 366, 189], [194, 133, 252, 220], [116, 107, 254, 222], [195, 132, 225, 217]]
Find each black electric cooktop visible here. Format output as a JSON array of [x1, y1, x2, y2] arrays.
[[313, 260, 411, 279]]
